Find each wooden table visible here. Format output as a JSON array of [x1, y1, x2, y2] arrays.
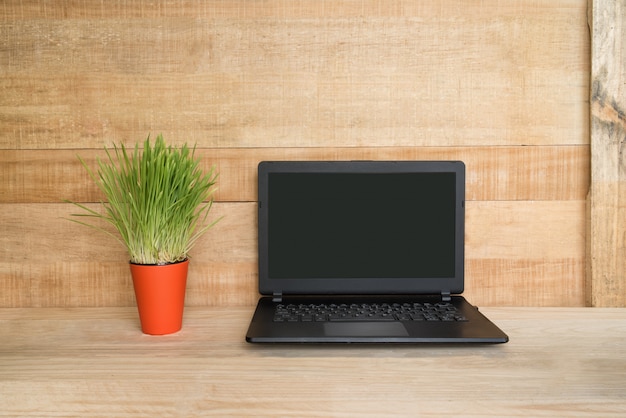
[[1, 307, 625, 417]]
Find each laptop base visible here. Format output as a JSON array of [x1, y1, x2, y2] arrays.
[[246, 295, 509, 344]]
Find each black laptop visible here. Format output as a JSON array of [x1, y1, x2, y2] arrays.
[[246, 161, 508, 343]]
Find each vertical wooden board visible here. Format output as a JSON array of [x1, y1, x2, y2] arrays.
[[588, 0, 626, 307]]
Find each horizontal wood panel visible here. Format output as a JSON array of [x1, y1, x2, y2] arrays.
[[0, 71, 588, 149], [465, 259, 584, 307], [0, 200, 585, 308], [465, 201, 586, 306], [0, 0, 589, 149], [0, 0, 589, 19], [466, 201, 585, 260], [1, 145, 589, 204]]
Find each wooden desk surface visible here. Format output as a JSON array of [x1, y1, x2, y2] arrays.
[[1, 307, 625, 417]]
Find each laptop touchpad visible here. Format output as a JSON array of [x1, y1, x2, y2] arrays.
[[324, 322, 409, 337]]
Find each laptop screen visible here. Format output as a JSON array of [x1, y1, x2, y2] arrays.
[[258, 161, 465, 296]]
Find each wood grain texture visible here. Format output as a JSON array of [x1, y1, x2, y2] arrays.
[[0, 201, 585, 308], [0, 1, 592, 19], [1, 307, 625, 417], [1, 146, 589, 203], [0, 0, 589, 149], [0, 0, 593, 307], [588, 0, 626, 307]]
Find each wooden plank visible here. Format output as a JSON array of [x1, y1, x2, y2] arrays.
[[465, 259, 585, 307], [0, 71, 589, 149], [467, 201, 585, 261], [588, 0, 626, 307], [0, 1, 589, 149], [0, 201, 586, 308], [0, 202, 256, 308], [0, 203, 251, 265], [466, 201, 586, 306], [1, 146, 590, 204], [0, 0, 591, 19]]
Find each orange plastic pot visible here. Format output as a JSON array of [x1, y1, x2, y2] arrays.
[[130, 259, 189, 335]]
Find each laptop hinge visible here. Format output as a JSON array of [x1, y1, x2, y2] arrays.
[[272, 292, 282, 303], [441, 291, 452, 302]]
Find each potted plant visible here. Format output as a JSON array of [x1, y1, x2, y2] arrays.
[[67, 134, 219, 335]]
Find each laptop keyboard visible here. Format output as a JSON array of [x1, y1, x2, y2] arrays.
[[273, 302, 467, 323]]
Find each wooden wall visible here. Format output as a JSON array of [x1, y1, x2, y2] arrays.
[[588, 0, 626, 307], [1, 0, 591, 307]]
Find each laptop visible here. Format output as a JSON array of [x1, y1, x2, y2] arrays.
[[245, 161, 508, 343]]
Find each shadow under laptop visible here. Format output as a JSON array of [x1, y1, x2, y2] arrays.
[[244, 342, 509, 359]]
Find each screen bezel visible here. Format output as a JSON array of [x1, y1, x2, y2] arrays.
[[257, 160, 465, 296]]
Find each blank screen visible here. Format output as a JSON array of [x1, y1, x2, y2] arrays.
[[268, 172, 456, 279]]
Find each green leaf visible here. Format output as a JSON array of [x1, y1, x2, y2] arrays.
[[65, 134, 219, 265]]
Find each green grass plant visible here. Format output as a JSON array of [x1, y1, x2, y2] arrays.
[[68, 134, 219, 265]]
